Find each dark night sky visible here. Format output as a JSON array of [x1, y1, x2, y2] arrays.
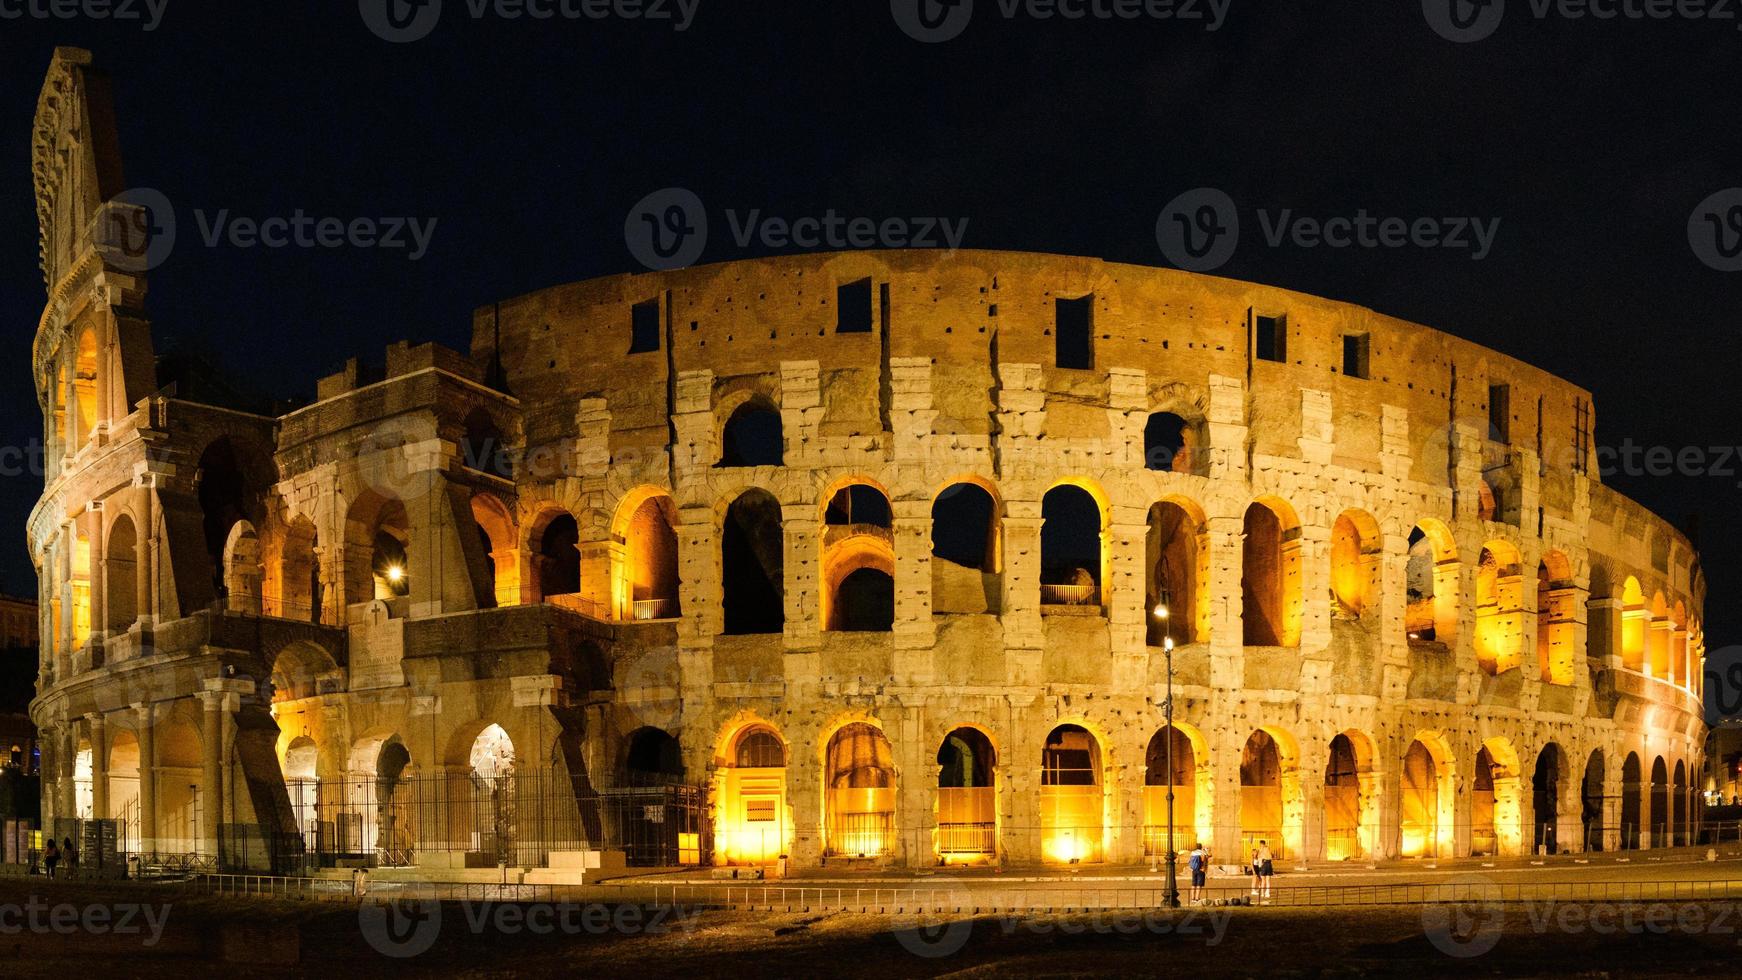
[[0, 3, 1736, 641]]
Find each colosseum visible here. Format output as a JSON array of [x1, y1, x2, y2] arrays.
[[27, 49, 1706, 875]]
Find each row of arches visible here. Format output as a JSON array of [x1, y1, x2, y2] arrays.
[[707, 719, 1701, 866]]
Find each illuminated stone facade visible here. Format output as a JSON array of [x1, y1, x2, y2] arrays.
[[27, 49, 1705, 871]]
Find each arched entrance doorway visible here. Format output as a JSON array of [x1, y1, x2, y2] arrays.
[[824, 723, 895, 859], [1581, 750, 1605, 851], [1401, 735, 1456, 858], [936, 728, 997, 863], [1621, 753, 1643, 849], [1143, 725, 1201, 857], [1041, 725, 1104, 863], [1240, 729, 1300, 859], [1533, 744, 1562, 855], [1324, 732, 1377, 861], [717, 725, 788, 866]]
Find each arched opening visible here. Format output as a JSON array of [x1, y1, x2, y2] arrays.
[[70, 531, 90, 649], [623, 727, 684, 786], [1621, 752, 1643, 849], [822, 483, 893, 631], [104, 514, 138, 631], [1143, 725, 1204, 857], [1533, 744, 1563, 854], [1240, 728, 1301, 859], [461, 408, 513, 480], [718, 397, 783, 467], [108, 731, 140, 854], [1324, 731, 1378, 861], [223, 520, 263, 615], [1475, 541, 1524, 674], [1620, 577, 1647, 671], [1400, 736, 1455, 858], [467, 724, 516, 863], [344, 735, 416, 863], [157, 720, 203, 855], [1672, 602, 1690, 689], [1147, 499, 1206, 645], [344, 492, 410, 608], [372, 529, 410, 599], [1141, 412, 1195, 472], [470, 493, 518, 609], [1472, 739, 1524, 856], [283, 736, 320, 847], [1406, 521, 1459, 645], [1650, 756, 1669, 848], [717, 724, 788, 866], [72, 327, 99, 448], [1040, 484, 1105, 609], [278, 516, 320, 623], [931, 482, 1001, 615], [619, 492, 681, 621], [532, 510, 580, 600], [936, 727, 997, 862], [74, 741, 93, 818], [1582, 750, 1605, 852], [1537, 553, 1576, 684], [1647, 592, 1671, 679], [1673, 760, 1689, 846], [1330, 510, 1381, 621], [271, 641, 339, 704], [722, 489, 785, 634], [1041, 724, 1104, 863], [1241, 499, 1301, 647], [1477, 476, 1500, 522], [197, 437, 268, 604], [824, 723, 895, 859]]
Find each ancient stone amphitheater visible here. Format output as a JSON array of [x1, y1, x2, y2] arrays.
[[27, 49, 1704, 874]]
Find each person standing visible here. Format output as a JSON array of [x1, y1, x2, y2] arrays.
[[62, 837, 79, 879], [1187, 842, 1207, 904], [43, 838, 60, 879], [1248, 846, 1260, 899], [1256, 839, 1275, 903]]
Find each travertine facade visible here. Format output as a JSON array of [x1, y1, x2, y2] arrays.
[[27, 49, 1705, 872]]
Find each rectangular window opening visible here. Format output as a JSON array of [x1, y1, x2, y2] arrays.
[[1055, 294, 1093, 369], [1255, 313, 1287, 363], [1342, 333, 1370, 379], [1488, 383, 1511, 443], [836, 278, 873, 333], [629, 298, 661, 354]]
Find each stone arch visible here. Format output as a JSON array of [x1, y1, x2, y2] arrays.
[[1147, 496, 1208, 645], [1647, 591, 1671, 679], [269, 639, 340, 703], [1324, 728, 1381, 860], [717, 393, 783, 467], [1475, 540, 1525, 674], [71, 325, 99, 447], [1673, 759, 1689, 846], [1620, 576, 1647, 670], [1621, 751, 1643, 848], [1406, 519, 1459, 645], [277, 514, 320, 623], [197, 436, 272, 604], [1537, 552, 1577, 685], [1143, 723, 1209, 855], [722, 488, 784, 634], [821, 482, 894, 631], [622, 726, 685, 786], [612, 487, 681, 621], [1242, 497, 1302, 647], [469, 491, 518, 608], [937, 726, 999, 862], [1401, 732, 1457, 858], [104, 511, 138, 631], [1040, 480, 1108, 610], [222, 520, 263, 615], [344, 490, 411, 607], [1240, 726, 1303, 859], [1330, 509, 1382, 622], [714, 719, 789, 866], [1041, 723, 1106, 863], [1532, 742, 1565, 854], [822, 721, 896, 859], [1581, 748, 1605, 851], [528, 504, 581, 601], [1474, 736, 1524, 856], [1141, 411, 1201, 473], [282, 735, 320, 843], [347, 730, 416, 861], [932, 480, 1002, 615], [1650, 755, 1670, 847], [1672, 601, 1690, 688], [107, 729, 140, 850], [156, 716, 204, 855]]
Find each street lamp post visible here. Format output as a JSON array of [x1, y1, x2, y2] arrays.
[[1154, 586, 1180, 908]]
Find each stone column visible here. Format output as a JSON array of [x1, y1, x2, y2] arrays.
[[198, 691, 226, 860], [1204, 515, 1244, 690], [890, 503, 934, 683], [57, 724, 77, 821], [674, 505, 716, 696], [1106, 511, 1148, 691], [89, 713, 109, 821], [135, 702, 157, 854], [1000, 505, 1043, 687], [89, 503, 106, 643], [782, 507, 820, 653]]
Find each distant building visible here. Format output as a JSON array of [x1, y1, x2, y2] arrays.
[[0, 596, 37, 651]]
